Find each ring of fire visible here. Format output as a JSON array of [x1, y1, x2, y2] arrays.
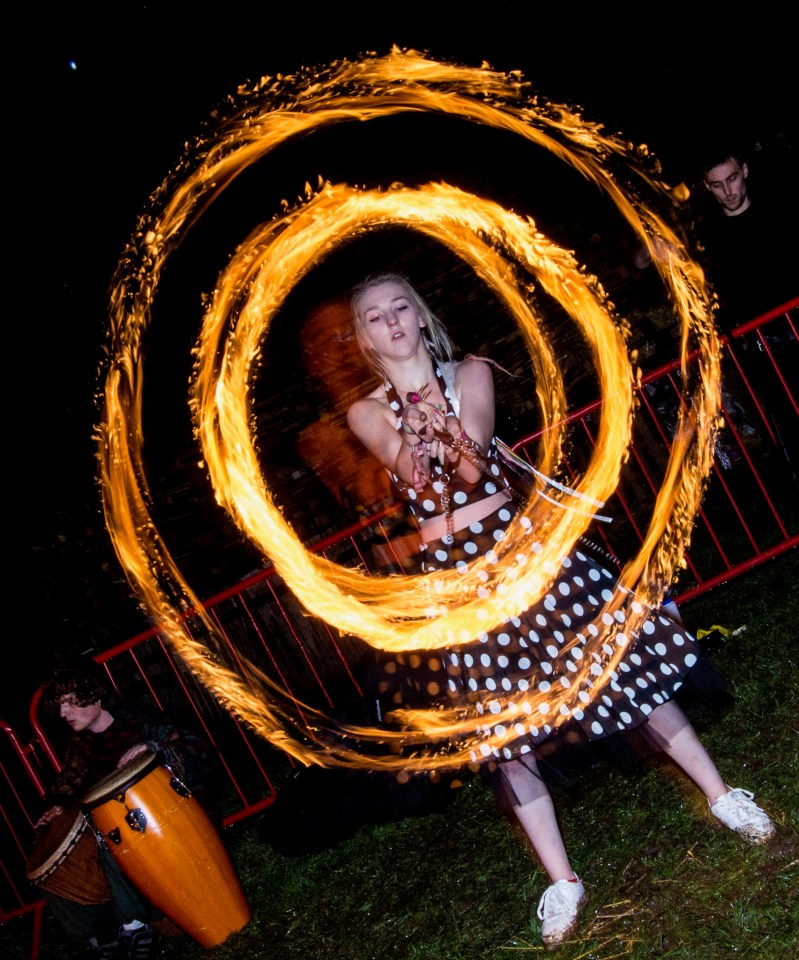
[[196, 182, 633, 648], [98, 49, 721, 768]]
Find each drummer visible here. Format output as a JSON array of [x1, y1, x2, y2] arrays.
[[33, 665, 220, 960]]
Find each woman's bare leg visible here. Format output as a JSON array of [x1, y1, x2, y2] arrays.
[[504, 757, 586, 948], [505, 758, 575, 881], [648, 699, 775, 842], [647, 700, 727, 802]]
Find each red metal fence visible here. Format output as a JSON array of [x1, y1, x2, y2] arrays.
[[2, 297, 797, 958], [511, 298, 798, 604]]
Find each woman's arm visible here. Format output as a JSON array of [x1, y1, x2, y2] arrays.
[[427, 358, 494, 485], [347, 396, 417, 484], [453, 358, 496, 452]]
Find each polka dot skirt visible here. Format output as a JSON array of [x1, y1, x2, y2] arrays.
[[378, 494, 700, 764]]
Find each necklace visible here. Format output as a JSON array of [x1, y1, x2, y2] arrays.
[[405, 382, 430, 405]]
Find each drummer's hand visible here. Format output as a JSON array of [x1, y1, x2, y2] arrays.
[[35, 805, 62, 829], [117, 744, 149, 768]]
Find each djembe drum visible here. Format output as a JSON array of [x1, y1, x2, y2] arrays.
[[82, 749, 250, 948], [26, 807, 111, 904]]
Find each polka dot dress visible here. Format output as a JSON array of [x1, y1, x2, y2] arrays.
[[379, 368, 703, 766]]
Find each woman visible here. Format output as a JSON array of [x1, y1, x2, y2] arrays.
[[346, 272, 775, 950]]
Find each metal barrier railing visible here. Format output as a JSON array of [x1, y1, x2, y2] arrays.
[[510, 297, 798, 603], [2, 296, 796, 958]]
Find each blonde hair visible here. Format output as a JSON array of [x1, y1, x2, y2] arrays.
[[350, 272, 455, 380]]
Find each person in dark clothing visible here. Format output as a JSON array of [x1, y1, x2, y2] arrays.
[[694, 149, 797, 331], [28, 667, 219, 960], [693, 148, 798, 481]]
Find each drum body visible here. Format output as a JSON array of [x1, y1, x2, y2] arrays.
[[26, 808, 111, 905], [82, 750, 250, 948]]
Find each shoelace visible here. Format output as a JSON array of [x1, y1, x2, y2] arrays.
[[722, 788, 769, 815], [537, 880, 579, 921], [712, 787, 757, 810]]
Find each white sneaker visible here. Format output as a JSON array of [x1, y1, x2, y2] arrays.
[[710, 787, 775, 844], [536, 876, 586, 950]]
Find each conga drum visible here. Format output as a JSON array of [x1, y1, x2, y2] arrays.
[[82, 749, 250, 948], [26, 808, 111, 904]]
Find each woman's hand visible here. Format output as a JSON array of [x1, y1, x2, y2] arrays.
[[406, 394, 488, 484], [402, 403, 458, 465], [437, 414, 465, 461], [401, 400, 438, 443]]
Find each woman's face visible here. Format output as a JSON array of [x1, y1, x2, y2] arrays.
[[356, 280, 424, 361]]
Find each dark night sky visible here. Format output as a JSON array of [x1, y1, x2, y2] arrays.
[[12, 5, 795, 720]]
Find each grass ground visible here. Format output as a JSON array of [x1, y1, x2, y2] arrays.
[[13, 550, 799, 960]]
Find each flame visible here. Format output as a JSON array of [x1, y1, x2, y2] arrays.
[[97, 49, 720, 770]]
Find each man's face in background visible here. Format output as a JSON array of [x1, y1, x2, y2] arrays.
[[704, 158, 750, 216]]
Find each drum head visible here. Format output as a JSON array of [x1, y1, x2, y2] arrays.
[[26, 808, 85, 881], [82, 748, 162, 809]]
